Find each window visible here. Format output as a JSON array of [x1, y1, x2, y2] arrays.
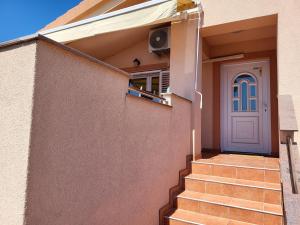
[[232, 74, 257, 112], [129, 70, 170, 95], [151, 76, 160, 94], [130, 78, 147, 91]]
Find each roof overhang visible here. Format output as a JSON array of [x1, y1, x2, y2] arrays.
[[40, 0, 199, 43]]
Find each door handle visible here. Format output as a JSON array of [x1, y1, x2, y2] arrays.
[[263, 103, 268, 112]]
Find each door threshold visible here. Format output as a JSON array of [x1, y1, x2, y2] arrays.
[[221, 150, 272, 157]]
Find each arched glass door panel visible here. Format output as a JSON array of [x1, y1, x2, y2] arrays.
[[232, 74, 257, 112]]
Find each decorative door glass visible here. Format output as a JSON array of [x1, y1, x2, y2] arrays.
[[232, 74, 257, 112]]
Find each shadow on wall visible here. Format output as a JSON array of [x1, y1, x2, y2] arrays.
[[24, 40, 192, 225]]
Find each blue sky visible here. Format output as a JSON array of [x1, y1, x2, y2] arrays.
[[0, 0, 82, 42]]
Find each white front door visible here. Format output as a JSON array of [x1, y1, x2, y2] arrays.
[[220, 60, 271, 154]]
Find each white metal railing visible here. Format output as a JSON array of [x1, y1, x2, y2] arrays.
[[128, 86, 168, 105]]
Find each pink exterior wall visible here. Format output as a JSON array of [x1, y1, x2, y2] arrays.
[[0, 42, 37, 225], [201, 63, 214, 149], [24, 40, 192, 225], [102, 19, 203, 158]]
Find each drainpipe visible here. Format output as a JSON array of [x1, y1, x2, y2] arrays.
[[192, 2, 203, 161]]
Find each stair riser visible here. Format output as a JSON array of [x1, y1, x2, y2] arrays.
[[185, 179, 282, 205], [177, 198, 282, 225], [192, 163, 280, 183]]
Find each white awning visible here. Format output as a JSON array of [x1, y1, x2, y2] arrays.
[[41, 0, 179, 43]]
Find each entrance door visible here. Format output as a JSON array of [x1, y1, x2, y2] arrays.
[[220, 60, 271, 154]]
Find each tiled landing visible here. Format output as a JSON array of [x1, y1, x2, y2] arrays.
[[167, 154, 283, 225], [194, 153, 279, 170]]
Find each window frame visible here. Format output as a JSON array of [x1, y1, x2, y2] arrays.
[[130, 70, 170, 95]]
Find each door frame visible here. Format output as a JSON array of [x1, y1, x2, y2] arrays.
[[220, 59, 272, 155]]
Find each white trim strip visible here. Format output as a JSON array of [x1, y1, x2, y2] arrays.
[[0, 33, 38, 46], [185, 176, 281, 191]]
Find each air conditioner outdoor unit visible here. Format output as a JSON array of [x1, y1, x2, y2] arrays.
[[148, 27, 170, 53]]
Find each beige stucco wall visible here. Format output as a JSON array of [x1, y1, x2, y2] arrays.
[[277, 0, 300, 144], [0, 42, 37, 225], [201, 0, 279, 28], [24, 40, 191, 225], [104, 38, 169, 69]]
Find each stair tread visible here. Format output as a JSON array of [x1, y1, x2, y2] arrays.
[[194, 154, 279, 170], [169, 209, 258, 225], [178, 190, 283, 215], [186, 173, 281, 190]]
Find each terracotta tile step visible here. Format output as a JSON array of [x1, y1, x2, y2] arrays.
[[185, 174, 282, 204], [177, 191, 282, 224], [196, 154, 279, 170], [192, 162, 280, 184], [186, 174, 281, 190], [168, 209, 261, 225]]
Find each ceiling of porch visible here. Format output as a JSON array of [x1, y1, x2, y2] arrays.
[[67, 24, 155, 59], [201, 14, 277, 59]]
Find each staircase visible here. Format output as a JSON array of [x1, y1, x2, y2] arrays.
[[167, 154, 283, 225]]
